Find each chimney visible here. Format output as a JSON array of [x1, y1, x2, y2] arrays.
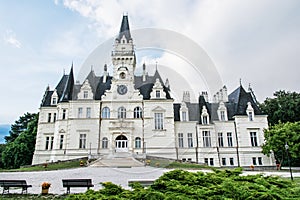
[[142, 63, 147, 82], [183, 91, 190, 103], [103, 64, 108, 83], [201, 91, 208, 102]]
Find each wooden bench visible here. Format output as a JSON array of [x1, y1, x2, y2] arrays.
[[0, 180, 32, 194], [62, 179, 94, 194], [128, 179, 155, 187]]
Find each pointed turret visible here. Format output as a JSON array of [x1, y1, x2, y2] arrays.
[[60, 64, 74, 102], [117, 14, 131, 42]]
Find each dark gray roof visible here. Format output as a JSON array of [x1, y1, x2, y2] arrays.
[[117, 15, 131, 41]]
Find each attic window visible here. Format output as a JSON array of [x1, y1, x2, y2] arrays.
[[220, 111, 225, 121], [156, 90, 160, 98], [202, 116, 208, 124], [248, 111, 253, 121], [52, 97, 57, 105], [83, 91, 88, 99], [122, 39, 125, 44]]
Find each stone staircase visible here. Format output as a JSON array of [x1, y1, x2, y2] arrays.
[[89, 153, 145, 167]]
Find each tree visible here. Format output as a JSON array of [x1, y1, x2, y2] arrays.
[[260, 90, 300, 126], [4, 112, 37, 143], [262, 121, 300, 166], [1, 113, 38, 169]]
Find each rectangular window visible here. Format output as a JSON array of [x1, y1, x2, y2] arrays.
[[50, 136, 54, 150], [252, 157, 257, 165], [78, 107, 83, 118], [187, 133, 193, 148], [84, 91, 88, 99], [230, 158, 234, 165], [222, 158, 226, 166], [210, 158, 214, 166], [227, 132, 233, 147], [154, 113, 163, 130], [218, 132, 224, 147], [258, 157, 262, 165], [182, 111, 187, 121], [204, 158, 208, 165], [52, 97, 57, 105], [248, 112, 253, 121], [178, 133, 184, 148], [156, 90, 160, 98], [62, 109, 66, 120], [45, 136, 50, 150], [59, 135, 64, 149], [220, 111, 225, 121], [202, 116, 208, 124], [48, 113, 51, 123], [79, 134, 86, 149], [86, 107, 91, 118], [53, 113, 56, 122], [250, 132, 258, 146], [202, 131, 211, 147]]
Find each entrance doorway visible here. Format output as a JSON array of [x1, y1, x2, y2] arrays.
[[115, 135, 128, 152]]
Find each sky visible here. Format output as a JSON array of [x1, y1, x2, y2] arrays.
[[0, 0, 299, 125]]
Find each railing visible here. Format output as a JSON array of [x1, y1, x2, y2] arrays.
[[111, 51, 135, 56]]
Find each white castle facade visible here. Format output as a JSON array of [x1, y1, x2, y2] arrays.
[[32, 15, 274, 167]]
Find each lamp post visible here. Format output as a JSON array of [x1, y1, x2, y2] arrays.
[[285, 143, 293, 181]]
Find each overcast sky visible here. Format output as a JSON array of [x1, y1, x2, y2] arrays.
[[0, 0, 299, 125]]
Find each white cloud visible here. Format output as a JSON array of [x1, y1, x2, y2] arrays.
[[4, 29, 22, 48]]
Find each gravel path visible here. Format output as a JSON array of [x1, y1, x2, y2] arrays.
[[0, 166, 169, 194], [0, 167, 299, 195]]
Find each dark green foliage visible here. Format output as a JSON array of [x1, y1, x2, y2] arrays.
[[1, 113, 38, 169], [66, 169, 300, 200], [262, 121, 300, 166], [5, 112, 37, 143], [260, 90, 300, 126]]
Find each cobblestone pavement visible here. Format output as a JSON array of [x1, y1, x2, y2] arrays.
[[0, 167, 299, 195]]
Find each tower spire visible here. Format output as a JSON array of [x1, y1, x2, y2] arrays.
[[117, 14, 131, 41]]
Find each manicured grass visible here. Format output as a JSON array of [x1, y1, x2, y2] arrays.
[[165, 161, 213, 169], [0, 159, 88, 172]]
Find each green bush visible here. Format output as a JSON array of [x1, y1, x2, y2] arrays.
[[66, 169, 300, 200]]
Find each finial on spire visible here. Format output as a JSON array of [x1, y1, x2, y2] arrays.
[[91, 65, 94, 71], [104, 64, 107, 71], [63, 68, 65, 75], [123, 11, 128, 16], [143, 62, 146, 70], [239, 78, 242, 86], [155, 61, 158, 71]]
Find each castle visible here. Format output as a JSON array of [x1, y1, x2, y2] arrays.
[[32, 15, 274, 167]]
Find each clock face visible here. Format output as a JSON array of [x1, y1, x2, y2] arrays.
[[117, 85, 127, 95]]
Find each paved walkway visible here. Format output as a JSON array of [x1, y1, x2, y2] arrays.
[[0, 167, 299, 194]]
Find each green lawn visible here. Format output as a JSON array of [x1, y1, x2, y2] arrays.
[[0, 159, 88, 172]]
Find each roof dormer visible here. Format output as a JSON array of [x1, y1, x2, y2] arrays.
[[217, 101, 228, 121], [201, 106, 209, 125], [77, 79, 93, 100], [150, 78, 166, 99], [180, 101, 189, 122], [246, 102, 254, 121], [51, 89, 58, 106]]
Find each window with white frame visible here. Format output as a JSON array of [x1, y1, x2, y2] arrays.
[[227, 132, 233, 147], [62, 109, 67, 120], [154, 113, 163, 130], [59, 135, 64, 149], [252, 157, 257, 165], [204, 158, 208, 165], [258, 157, 262, 165], [135, 137, 141, 148], [218, 132, 224, 147], [79, 134, 86, 149], [83, 91, 88, 99], [52, 97, 57, 105], [118, 107, 126, 119], [78, 107, 83, 118], [210, 158, 214, 166], [202, 115, 208, 124], [134, 107, 142, 118], [45, 137, 50, 150], [248, 111, 253, 121], [86, 107, 91, 118], [220, 111, 226, 121], [187, 133, 193, 148], [182, 111, 187, 121], [50, 136, 54, 150], [102, 107, 110, 118], [178, 133, 184, 148], [250, 132, 258, 146], [156, 90, 160, 98], [202, 131, 211, 147], [102, 137, 108, 149], [230, 158, 234, 165], [48, 113, 51, 123], [53, 113, 56, 122], [222, 158, 226, 166]]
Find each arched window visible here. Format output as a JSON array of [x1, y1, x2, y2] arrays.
[[102, 137, 108, 149], [118, 107, 126, 119], [102, 107, 110, 118], [135, 137, 141, 148], [134, 107, 143, 118]]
